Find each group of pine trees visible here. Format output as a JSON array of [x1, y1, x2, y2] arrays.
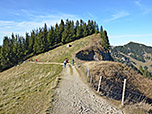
[[0, 19, 99, 71]]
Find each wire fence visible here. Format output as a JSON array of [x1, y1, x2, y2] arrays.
[[74, 56, 152, 106]]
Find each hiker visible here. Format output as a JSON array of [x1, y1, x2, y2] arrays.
[[35, 59, 37, 63], [64, 59, 66, 67], [66, 58, 69, 63], [29, 58, 33, 62], [72, 59, 74, 66]]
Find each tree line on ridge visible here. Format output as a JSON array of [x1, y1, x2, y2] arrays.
[[0, 19, 110, 71]]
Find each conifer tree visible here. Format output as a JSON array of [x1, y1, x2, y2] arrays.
[[33, 29, 45, 54], [79, 19, 83, 38], [54, 23, 60, 44], [82, 22, 88, 37], [76, 20, 81, 38], [47, 26, 55, 46], [94, 21, 99, 34], [69, 20, 75, 41], [29, 30, 35, 53], [100, 25, 103, 36], [88, 20, 92, 35], [65, 19, 71, 43], [90, 20, 94, 33], [43, 23, 48, 50], [101, 30, 110, 51], [1, 36, 11, 69], [61, 28, 68, 44], [17, 36, 25, 59], [59, 19, 64, 40], [25, 33, 30, 54]]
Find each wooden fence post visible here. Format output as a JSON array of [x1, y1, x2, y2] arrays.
[[121, 79, 127, 106], [87, 68, 90, 77], [90, 74, 93, 84], [97, 76, 102, 92]]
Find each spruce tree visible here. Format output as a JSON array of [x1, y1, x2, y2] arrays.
[[47, 26, 55, 46], [59, 19, 64, 41], [33, 29, 45, 54], [79, 19, 83, 38], [94, 22, 99, 35], [90, 20, 94, 33], [69, 20, 75, 41], [88, 20, 91, 35], [43, 23, 48, 50], [76, 20, 80, 38], [100, 25, 103, 36], [29, 30, 35, 53], [61, 28, 68, 44], [101, 30, 110, 51], [25, 33, 30, 54], [82, 22, 88, 37], [54, 23, 60, 44], [1, 36, 11, 69]]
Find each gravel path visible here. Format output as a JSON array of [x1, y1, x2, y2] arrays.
[[47, 64, 124, 114]]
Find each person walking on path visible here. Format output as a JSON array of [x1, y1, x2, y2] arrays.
[[72, 59, 74, 66], [35, 59, 37, 63], [64, 59, 67, 67], [65, 58, 69, 63]]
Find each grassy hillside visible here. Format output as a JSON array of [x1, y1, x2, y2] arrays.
[[0, 63, 62, 114], [31, 34, 96, 63], [0, 34, 95, 114]]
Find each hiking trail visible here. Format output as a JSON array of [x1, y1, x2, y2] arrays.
[[44, 63, 124, 114]]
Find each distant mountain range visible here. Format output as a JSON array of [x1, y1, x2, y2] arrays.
[[111, 42, 152, 75]]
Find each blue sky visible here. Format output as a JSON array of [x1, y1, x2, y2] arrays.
[[0, 0, 152, 46]]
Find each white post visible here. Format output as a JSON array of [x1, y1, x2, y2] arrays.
[[121, 79, 127, 106], [90, 74, 93, 84], [87, 68, 90, 77], [97, 76, 102, 92]]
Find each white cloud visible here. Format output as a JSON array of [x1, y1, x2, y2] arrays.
[[134, 0, 152, 15], [0, 10, 80, 45], [87, 12, 97, 20], [104, 10, 129, 23], [135, 1, 142, 7]]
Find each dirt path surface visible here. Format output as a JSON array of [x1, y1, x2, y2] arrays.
[[30, 62, 63, 65], [47, 64, 124, 114]]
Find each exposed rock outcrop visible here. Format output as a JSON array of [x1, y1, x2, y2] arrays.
[[76, 39, 113, 61]]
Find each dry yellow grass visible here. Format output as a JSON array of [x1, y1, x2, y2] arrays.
[[82, 61, 152, 114], [0, 63, 62, 114]]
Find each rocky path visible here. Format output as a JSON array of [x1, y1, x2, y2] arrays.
[[47, 64, 124, 114]]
